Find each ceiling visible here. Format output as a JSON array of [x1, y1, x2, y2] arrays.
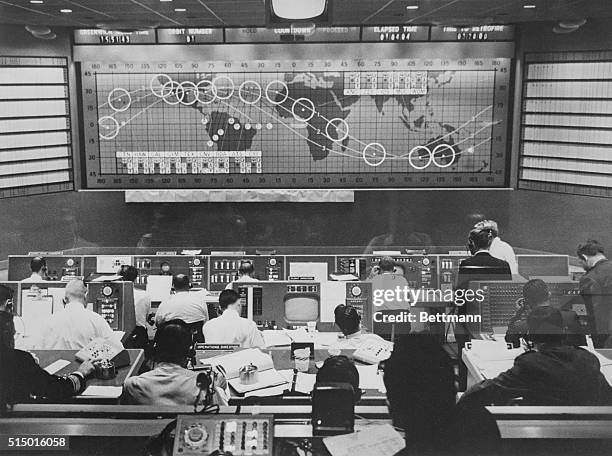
[[0, 0, 611, 27]]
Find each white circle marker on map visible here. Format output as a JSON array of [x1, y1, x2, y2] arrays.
[[325, 118, 349, 142], [432, 144, 455, 168], [98, 116, 120, 140], [108, 88, 131, 112], [212, 75, 234, 100], [255, 123, 262, 130], [217, 129, 224, 136], [239, 80, 262, 104], [362, 142, 386, 167], [234, 123, 241, 130], [207, 140, 214, 147], [150, 74, 172, 97], [196, 80, 216, 104], [245, 123, 252, 130], [265, 80, 289, 105], [161, 80, 184, 105], [178, 81, 198, 105], [408, 146, 432, 170], [201, 117, 209, 125], [212, 134, 219, 141], [266, 123, 273, 130], [228, 117, 235, 125], [292, 98, 315, 122]]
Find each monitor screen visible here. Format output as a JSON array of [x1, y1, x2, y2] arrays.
[[284, 296, 319, 322]]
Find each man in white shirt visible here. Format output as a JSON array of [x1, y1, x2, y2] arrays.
[[21, 257, 48, 282], [38, 279, 121, 350], [225, 259, 259, 290], [474, 220, 518, 274], [203, 289, 265, 348], [332, 304, 384, 349], [155, 274, 209, 341]]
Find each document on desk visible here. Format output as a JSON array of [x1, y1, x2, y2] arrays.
[[244, 384, 288, 398], [262, 330, 292, 347], [356, 364, 386, 392], [206, 348, 275, 379], [228, 369, 289, 394], [80, 386, 123, 398], [43, 359, 71, 375], [323, 423, 404, 456]]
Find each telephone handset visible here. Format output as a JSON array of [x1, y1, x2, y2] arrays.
[[352, 339, 394, 365]]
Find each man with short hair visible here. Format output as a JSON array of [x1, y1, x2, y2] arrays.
[[459, 307, 612, 407], [155, 274, 209, 342], [369, 256, 411, 338], [123, 319, 228, 406], [474, 220, 518, 274], [316, 355, 361, 403], [118, 265, 152, 348], [202, 289, 265, 348], [225, 259, 259, 290], [332, 304, 384, 349], [577, 240, 612, 348], [22, 257, 48, 282], [38, 279, 121, 350]]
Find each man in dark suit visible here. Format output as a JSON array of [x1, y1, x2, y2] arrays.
[[455, 227, 512, 390]]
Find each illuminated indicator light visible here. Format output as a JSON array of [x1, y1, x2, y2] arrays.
[[175, 8, 186, 12], [60, 9, 72, 13], [523, 4, 536, 8], [406, 5, 419, 10]]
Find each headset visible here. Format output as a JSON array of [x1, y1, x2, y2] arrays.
[[153, 319, 197, 367]]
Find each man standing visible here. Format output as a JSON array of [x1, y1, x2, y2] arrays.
[[577, 240, 612, 348], [474, 220, 518, 275], [21, 257, 48, 282]]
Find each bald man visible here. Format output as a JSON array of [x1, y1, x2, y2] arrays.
[[38, 280, 121, 350]]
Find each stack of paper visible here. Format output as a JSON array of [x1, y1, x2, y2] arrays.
[[323, 424, 404, 456]]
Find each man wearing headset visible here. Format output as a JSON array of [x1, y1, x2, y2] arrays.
[[225, 260, 259, 290], [21, 257, 48, 282], [123, 319, 229, 406], [458, 307, 612, 407], [455, 226, 512, 390]]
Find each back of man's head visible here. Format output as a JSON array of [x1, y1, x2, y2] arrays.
[[172, 274, 190, 291], [0, 285, 13, 309], [65, 279, 87, 304], [30, 257, 46, 274], [527, 306, 565, 345], [118, 265, 139, 283], [523, 279, 550, 307], [0, 310, 15, 349], [316, 355, 360, 403], [378, 256, 395, 273], [474, 219, 499, 237], [384, 334, 455, 445], [577, 240, 605, 259], [218, 289, 240, 311], [334, 304, 360, 336], [468, 227, 494, 253], [154, 319, 193, 364], [238, 260, 254, 276]]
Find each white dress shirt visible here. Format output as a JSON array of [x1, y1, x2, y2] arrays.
[[38, 301, 119, 350], [225, 275, 259, 290], [489, 237, 518, 274], [331, 331, 385, 349], [202, 308, 265, 348], [21, 273, 46, 283], [155, 290, 209, 325], [133, 288, 152, 328], [123, 362, 229, 406]]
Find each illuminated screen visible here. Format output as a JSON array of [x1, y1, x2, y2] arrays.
[[284, 296, 319, 322]]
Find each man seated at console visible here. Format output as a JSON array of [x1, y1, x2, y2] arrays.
[[455, 226, 512, 390], [332, 304, 384, 348], [155, 274, 209, 342], [225, 259, 259, 290], [383, 334, 456, 455], [0, 291, 97, 407], [202, 289, 265, 348], [38, 279, 122, 350], [21, 256, 48, 282], [123, 319, 229, 406], [506, 279, 583, 348], [459, 307, 612, 407], [118, 265, 152, 348], [315, 355, 361, 403]]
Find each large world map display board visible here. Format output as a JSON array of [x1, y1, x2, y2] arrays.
[[80, 57, 511, 189]]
